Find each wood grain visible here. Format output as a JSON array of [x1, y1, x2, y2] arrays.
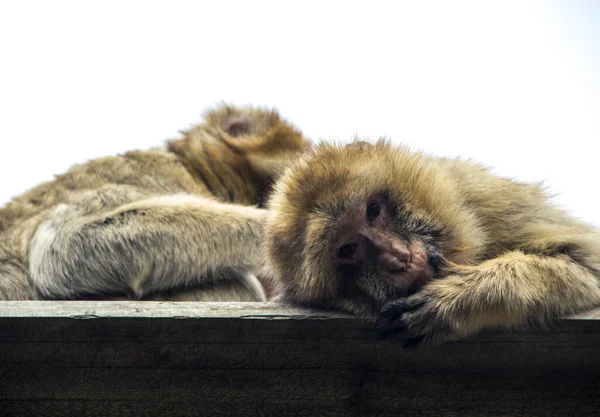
[[1, 301, 600, 417]]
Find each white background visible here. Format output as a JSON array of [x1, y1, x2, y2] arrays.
[[1, 1, 599, 225]]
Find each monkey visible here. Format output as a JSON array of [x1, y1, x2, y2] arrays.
[[263, 139, 600, 345], [0, 105, 311, 301]]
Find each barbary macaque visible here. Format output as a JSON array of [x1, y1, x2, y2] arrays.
[[0, 105, 310, 301], [263, 140, 600, 345]]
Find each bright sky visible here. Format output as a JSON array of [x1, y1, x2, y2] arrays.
[[1, 1, 599, 225]]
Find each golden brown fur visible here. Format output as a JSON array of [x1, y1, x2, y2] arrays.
[[264, 140, 600, 344], [0, 105, 310, 300]]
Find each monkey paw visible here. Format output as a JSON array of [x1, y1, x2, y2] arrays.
[[375, 288, 467, 347]]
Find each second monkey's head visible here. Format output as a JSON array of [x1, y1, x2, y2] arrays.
[[168, 105, 312, 207], [264, 140, 484, 318]]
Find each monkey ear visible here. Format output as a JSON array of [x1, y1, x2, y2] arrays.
[[222, 116, 252, 137]]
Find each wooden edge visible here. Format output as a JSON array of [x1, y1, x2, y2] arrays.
[[0, 301, 352, 319], [1, 300, 600, 321]]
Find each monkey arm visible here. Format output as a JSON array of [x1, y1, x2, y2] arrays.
[[28, 194, 267, 300], [376, 249, 600, 346]]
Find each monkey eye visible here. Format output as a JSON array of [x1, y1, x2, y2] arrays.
[[366, 202, 381, 220], [337, 243, 357, 260]]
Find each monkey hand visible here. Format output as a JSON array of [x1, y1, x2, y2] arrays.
[[375, 276, 478, 347]]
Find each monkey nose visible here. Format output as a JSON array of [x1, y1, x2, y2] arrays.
[[378, 251, 409, 273]]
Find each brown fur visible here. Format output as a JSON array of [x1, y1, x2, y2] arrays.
[[264, 140, 600, 344], [0, 105, 310, 300]]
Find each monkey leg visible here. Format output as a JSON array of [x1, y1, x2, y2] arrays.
[[0, 245, 36, 300], [143, 275, 268, 301], [28, 194, 267, 300], [376, 250, 600, 345]]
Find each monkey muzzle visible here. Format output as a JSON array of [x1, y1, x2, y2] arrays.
[[376, 240, 439, 291], [334, 226, 441, 292]]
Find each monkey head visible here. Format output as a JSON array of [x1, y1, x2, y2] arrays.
[[169, 105, 312, 206], [264, 140, 485, 318], [204, 105, 312, 180]]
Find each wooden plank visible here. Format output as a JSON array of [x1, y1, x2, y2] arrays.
[[1, 301, 600, 416], [1, 339, 599, 370], [1, 368, 600, 416], [1, 300, 600, 320]]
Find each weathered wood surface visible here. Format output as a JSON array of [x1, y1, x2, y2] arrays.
[[1, 301, 600, 417]]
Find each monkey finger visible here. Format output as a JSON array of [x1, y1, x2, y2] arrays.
[[378, 322, 430, 347], [380, 297, 425, 318], [375, 316, 401, 332], [380, 300, 405, 318]]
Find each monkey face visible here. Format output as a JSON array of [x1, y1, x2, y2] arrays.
[[330, 192, 445, 305], [265, 140, 483, 318]]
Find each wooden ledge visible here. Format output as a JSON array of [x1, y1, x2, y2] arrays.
[[3, 299, 600, 319], [2, 301, 600, 416], [0, 300, 351, 319]]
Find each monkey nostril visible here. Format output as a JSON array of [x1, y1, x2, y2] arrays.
[[337, 243, 357, 260]]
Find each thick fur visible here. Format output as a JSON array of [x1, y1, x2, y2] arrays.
[[0, 105, 310, 300], [264, 140, 600, 344]]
